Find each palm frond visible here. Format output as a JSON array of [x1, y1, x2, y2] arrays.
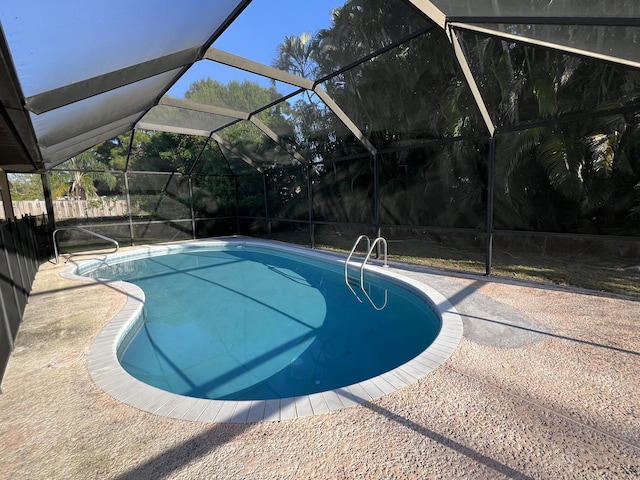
[[532, 76, 558, 118], [537, 133, 584, 201]]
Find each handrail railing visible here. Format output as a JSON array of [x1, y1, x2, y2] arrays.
[[359, 236, 388, 288], [344, 235, 371, 290], [344, 235, 389, 310], [360, 280, 388, 311], [53, 226, 119, 265]]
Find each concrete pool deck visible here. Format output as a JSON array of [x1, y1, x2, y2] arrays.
[[1, 244, 639, 479]]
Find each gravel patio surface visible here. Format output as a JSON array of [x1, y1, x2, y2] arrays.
[[1, 248, 638, 479]]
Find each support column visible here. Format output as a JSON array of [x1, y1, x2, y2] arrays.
[[263, 172, 271, 239], [373, 154, 382, 258], [373, 154, 380, 238], [188, 177, 196, 239], [485, 136, 496, 276], [123, 172, 134, 246], [0, 169, 15, 221], [40, 172, 55, 230], [307, 165, 315, 248], [234, 176, 240, 235]]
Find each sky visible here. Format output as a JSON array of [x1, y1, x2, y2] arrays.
[[0, 0, 343, 98], [168, 0, 344, 97]]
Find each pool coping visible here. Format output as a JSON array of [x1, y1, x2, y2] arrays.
[[63, 237, 463, 423]]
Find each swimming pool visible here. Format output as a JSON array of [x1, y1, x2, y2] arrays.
[[69, 238, 462, 422]]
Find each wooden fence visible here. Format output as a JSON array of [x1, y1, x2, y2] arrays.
[[0, 199, 129, 220], [1, 217, 41, 388]]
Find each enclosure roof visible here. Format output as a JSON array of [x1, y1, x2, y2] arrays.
[[0, 0, 639, 173]]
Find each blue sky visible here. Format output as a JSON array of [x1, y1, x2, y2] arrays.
[[169, 0, 343, 96], [1, 0, 343, 98], [215, 1, 343, 63]]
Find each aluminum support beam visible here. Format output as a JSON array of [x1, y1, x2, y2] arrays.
[[450, 22, 640, 70], [234, 176, 240, 234], [249, 116, 308, 166], [136, 122, 212, 138], [159, 96, 249, 121], [448, 16, 640, 27], [0, 24, 42, 171], [123, 172, 134, 246], [26, 47, 201, 115], [313, 86, 378, 156], [211, 133, 263, 173], [307, 166, 315, 248], [447, 28, 496, 136], [188, 177, 196, 239], [405, 0, 447, 29], [204, 48, 314, 90], [263, 173, 271, 238]]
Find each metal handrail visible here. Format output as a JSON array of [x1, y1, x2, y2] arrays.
[[344, 234, 370, 285], [359, 236, 388, 288], [53, 226, 119, 265], [344, 235, 389, 310], [344, 235, 370, 303], [360, 281, 388, 311]]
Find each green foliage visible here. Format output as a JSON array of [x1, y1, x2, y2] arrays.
[[7, 174, 44, 201], [272, 32, 319, 79], [44, 2, 640, 239], [455, 30, 640, 234], [52, 150, 117, 200], [186, 78, 280, 115]]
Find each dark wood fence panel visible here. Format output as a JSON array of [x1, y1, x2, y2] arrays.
[[0, 217, 42, 390]]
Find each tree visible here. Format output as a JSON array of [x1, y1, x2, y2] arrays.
[[184, 78, 295, 170], [7, 174, 44, 201], [272, 33, 319, 80], [52, 150, 117, 200], [462, 32, 640, 233]]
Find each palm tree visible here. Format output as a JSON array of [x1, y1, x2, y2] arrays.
[[52, 150, 116, 200], [272, 32, 319, 80], [476, 33, 640, 233]]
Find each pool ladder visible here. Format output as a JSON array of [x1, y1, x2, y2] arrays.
[[344, 235, 388, 310]]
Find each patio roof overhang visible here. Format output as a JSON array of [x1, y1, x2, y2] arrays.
[[0, 24, 41, 172]]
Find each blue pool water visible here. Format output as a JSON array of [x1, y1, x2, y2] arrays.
[[88, 246, 440, 401]]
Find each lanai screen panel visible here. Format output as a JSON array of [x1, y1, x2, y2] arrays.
[[216, 121, 301, 169], [322, 29, 488, 150], [0, 0, 244, 97], [456, 30, 640, 129], [427, 0, 640, 18], [32, 70, 181, 152], [0, 0, 246, 168], [141, 103, 239, 136], [190, 141, 236, 176], [422, 0, 640, 68], [167, 60, 300, 108], [41, 114, 141, 167], [283, 90, 370, 163], [458, 24, 640, 68]]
